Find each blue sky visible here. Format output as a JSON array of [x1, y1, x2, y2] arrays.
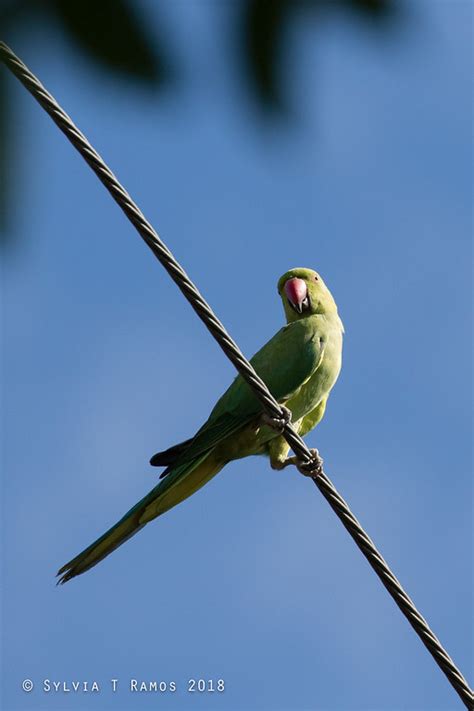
[[2, 1, 472, 710]]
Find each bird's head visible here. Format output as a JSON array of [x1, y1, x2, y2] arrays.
[[277, 268, 338, 323]]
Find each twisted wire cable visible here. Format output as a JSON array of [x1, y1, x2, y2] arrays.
[[1, 42, 472, 709]]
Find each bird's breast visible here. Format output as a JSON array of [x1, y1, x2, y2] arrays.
[[287, 325, 342, 421]]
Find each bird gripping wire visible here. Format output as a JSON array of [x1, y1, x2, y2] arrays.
[[1, 41, 472, 709]]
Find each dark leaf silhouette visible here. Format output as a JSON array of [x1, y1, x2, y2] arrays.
[[240, 0, 292, 112], [240, 0, 395, 112], [52, 0, 168, 83], [0, 0, 397, 243], [343, 0, 394, 21]]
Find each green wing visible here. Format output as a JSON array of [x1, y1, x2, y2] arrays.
[[167, 316, 324, 467]]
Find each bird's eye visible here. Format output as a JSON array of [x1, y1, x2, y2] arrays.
[[313, 275, 319, 281]]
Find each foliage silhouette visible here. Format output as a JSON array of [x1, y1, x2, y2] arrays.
[[0, 0, 396, 240]]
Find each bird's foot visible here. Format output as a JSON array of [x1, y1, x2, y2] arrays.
[[262, 406, 292, 434], [295, 448, 324, 478], [272, 448, 323, 477]]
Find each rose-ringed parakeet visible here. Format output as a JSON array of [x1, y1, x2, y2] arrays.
[[57, 268, 343, 583]]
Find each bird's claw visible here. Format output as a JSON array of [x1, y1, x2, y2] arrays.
[[296, 448, 324, 477], [271, 447, 324, 477], [262, 406, 292, 434]]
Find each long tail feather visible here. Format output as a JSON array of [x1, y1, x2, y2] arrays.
[[57, 451, 220, 584]]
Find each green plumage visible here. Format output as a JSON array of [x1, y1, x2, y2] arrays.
[[57, 268, 343, 583]]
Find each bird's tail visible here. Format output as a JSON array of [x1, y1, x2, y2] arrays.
[[57, 451, 222, 584]]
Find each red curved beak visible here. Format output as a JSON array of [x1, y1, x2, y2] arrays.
[[284, 278, 308, 313]]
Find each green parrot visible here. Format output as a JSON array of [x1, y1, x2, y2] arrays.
[[57, 267, 343, 583]]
